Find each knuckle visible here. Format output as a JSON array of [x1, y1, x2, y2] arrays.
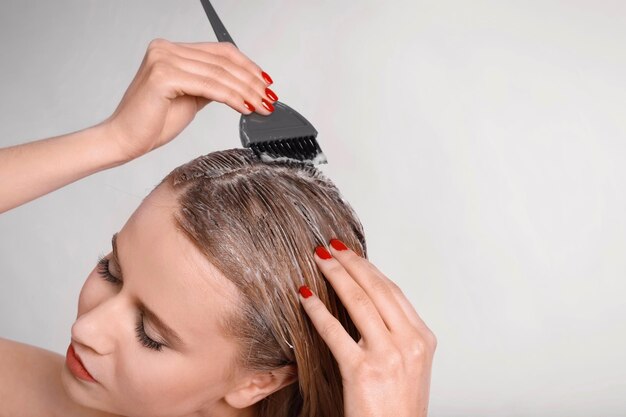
[[370, 277, 391, 295], [406, 333, 436, 358], [148, 38, 170, 51], [365, 259, 385, 276], [206, 63, 228, 80], [250, 62, 263, 74], [224, 89, 241, 104], [149, 61, 171, 81], [210, 54, 230, 68], [243, 72, 263, 90], [219, 41, 237, 55], [426, 329, 438, 349], [353, 256, 380, 276], [352, 289, 371, 308], [325, 262, 344, 275], [383, 350, 403, 369], [199, 77, 218, 94], [407, 338, 427, 358], [147, 48, 168, 66], [244, 86, 259, 101], [319, 321, 342, 340], [357, 353, 402, 381], [387, 279, 403, 294], [254, 78, 268, 93], [308, 301, 326, 316], [146, 43, 171, 67], [343, 354, 365, 374]]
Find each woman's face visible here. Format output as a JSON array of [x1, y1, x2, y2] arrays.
[[60, 184, 246, 417]]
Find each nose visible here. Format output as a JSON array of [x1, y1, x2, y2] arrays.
[[72, 294, 127, 355]]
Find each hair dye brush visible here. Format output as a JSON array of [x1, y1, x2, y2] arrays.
[[199, 0, 327, 164]]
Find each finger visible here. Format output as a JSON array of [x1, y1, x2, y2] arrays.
[[298, 285, 360, 367], [178, 41, 270, 86], [380, 273, 434, 334], [170, 43, 276, 103], [339, 247, 429, 331], [166, 54, 272, 115], [314, 246, 391, 347], [156, 65, 254, 115], [145, 39, 275, 114], [361, 261, 438, 346], [327, 239, 417, 334]]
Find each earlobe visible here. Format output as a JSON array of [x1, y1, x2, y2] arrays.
[[224, 364, 298, 409]]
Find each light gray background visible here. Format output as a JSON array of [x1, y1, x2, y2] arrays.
[[1, 1, 625, 416]]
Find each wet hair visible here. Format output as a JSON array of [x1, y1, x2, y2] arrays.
[[157, 148, 365, 417]]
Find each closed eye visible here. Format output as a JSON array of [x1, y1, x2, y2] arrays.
[[94, 255, 165, 352], [97, 255, 121, 285]]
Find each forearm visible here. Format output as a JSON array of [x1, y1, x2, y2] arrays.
[[0, 39, 274, 214], [0, 122, 129, 213]]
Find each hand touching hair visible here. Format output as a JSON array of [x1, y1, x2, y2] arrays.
[[157, 148, 365, 417]]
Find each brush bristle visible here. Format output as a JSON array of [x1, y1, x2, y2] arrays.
[[250, 136, 324, 163]]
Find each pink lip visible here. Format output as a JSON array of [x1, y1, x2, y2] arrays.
[[65, 343, 97, 383]]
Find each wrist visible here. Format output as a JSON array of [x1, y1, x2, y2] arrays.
[[90, 120, 136, 167]]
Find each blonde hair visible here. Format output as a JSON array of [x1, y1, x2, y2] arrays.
[[159, 149, 365, 417]]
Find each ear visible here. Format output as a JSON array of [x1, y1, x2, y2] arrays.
[[224, 364, 298, 409]]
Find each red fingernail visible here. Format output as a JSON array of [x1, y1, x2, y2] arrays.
[[265, 87, 278, 101], [261, 71, 273, 84], [243, 100, 255, 112], [299, 285, 313, 299], [315, 246, 332, 260], [330, 239, 348, 251], [261, 99, 274, 112]]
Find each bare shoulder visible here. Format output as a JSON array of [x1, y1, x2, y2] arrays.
[[0, 337, 109, 417]]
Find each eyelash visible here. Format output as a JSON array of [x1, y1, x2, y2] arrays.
[[96, 256, 121, 285], [96, 256, 165, 352]]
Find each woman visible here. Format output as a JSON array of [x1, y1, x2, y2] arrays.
[[0, 39, 436, 417]]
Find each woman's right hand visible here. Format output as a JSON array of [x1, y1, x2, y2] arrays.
[[0, 38, 277, 213], [103, 38, 278, 161]]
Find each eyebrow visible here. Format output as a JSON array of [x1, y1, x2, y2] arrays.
[[111, 233, 185, 348]]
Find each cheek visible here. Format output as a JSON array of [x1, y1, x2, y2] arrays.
[[113, 353, 227, 417], [77, 270, 112, 317], [111, 333, 240, 416]]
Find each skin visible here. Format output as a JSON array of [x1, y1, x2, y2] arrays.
[[304, 244, 437, 417], [0, 39, 274, 213], [0, 38, 436, 416], [61, 183, 296, 417]]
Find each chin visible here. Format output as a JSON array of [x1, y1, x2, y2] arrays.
[[60, 365, 106, 412]]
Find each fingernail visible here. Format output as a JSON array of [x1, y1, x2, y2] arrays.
[[243, 100, 255, 112], [261, 71, 273, 85], [261, 99, 274, 112], [299, 285, 313, 299], [330, 239, 348, 251], [265, 87, 278, 101], [315, 246, 332, 260]]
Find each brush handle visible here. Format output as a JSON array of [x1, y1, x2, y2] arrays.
[[199, 0, 238, 48]]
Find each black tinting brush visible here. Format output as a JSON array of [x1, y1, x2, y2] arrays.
[[199, 0, 327, 164]]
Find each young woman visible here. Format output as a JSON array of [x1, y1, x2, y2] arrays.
[[0, 39, 436, 417]]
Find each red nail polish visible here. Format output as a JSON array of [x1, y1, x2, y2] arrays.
[[265, 87, 278, 101], [243, 100, 255, 112], [315, 246, 332, 260], [261, 99, 274, 112], [261, 71, 273, 84], [299, 285, 313, 299], [330, 239, 348, 251]]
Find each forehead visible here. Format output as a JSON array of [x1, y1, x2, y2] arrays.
[[117, 184, 239, 347]]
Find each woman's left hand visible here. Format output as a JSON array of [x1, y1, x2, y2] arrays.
[[299, 239, 437, 417]]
